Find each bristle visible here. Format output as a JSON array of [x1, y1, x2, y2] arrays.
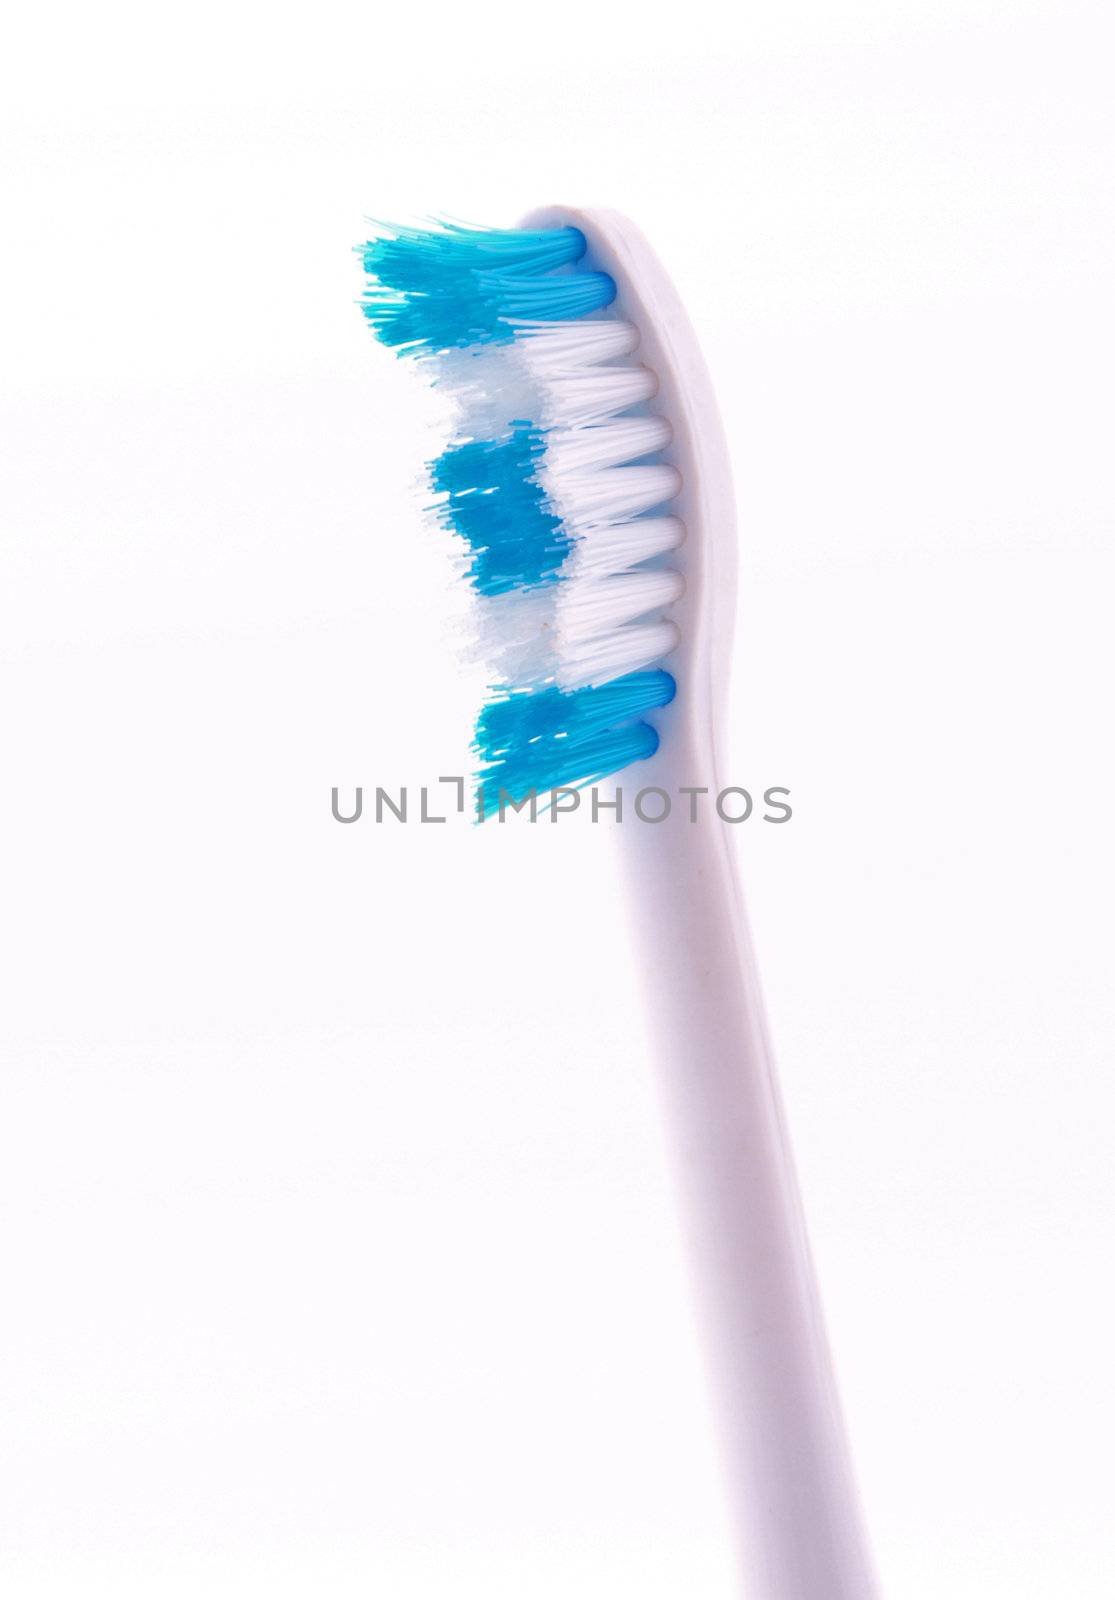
[[360, 221, 684, 808], [565, 516, 685, 579], [476, 669, 677, 808], [429, 427, 569, 595], [557, 570, 685, 646], [543, 416, 672, 475], [362, 224, 615, 352], [542, 463, 682, 530]]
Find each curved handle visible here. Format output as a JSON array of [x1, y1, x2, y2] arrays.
[[621, 806, 881, 1600]]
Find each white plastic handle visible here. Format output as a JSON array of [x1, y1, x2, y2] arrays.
[[524, 207, 882, 1599]]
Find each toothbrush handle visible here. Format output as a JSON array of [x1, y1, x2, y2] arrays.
[[624, 809, 881, 1600]]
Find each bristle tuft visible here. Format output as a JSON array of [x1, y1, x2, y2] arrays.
[[476, 670, 676, 809], [361, 224, 614, 352]]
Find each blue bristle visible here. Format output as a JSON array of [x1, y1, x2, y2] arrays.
[[430, 426, 568, 595], [362, 223, 615, 351], [476, 670, 677, 809]]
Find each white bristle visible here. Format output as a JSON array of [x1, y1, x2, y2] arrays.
[[557, 619, 682, 689], [529, 365, 658, 427], [471, 570, 685, 691], [432, 337, 659, 436], [511, 318, 642, 367], [469, 588, 555, 686], [557, 570, 686, 645], [431, 345, 538, 436], [544, 416, 672, 475], [435, 307, 685, 691], [566, 516, 685, 579], [543, 462, 682, 531]]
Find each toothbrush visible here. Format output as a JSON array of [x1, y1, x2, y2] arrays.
[[361, 209, 881, 1600]]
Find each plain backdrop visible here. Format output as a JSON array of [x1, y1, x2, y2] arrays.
[[2, 3, 1113, 1596]]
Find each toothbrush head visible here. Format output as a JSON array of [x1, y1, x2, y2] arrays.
[[360, 210, 735, 812]]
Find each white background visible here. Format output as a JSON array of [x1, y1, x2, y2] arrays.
[[2, 3, 1113, 1596]]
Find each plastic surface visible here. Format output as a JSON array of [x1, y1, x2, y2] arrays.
[[525, 207, 881, 1600]]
